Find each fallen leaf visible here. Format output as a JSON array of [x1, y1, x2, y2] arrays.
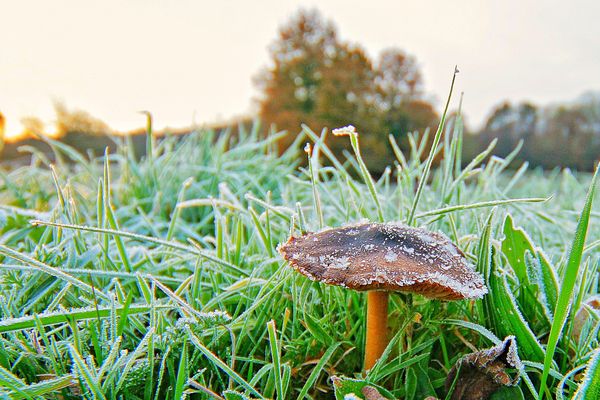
[[445, 336, 521, 400]]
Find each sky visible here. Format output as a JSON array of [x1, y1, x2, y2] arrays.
[[1, 0, 600, 140]]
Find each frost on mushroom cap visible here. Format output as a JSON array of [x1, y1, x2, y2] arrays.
[[278, 222, 487, 300]]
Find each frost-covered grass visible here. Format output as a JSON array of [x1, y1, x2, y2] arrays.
[[0, 113, 598, 399]]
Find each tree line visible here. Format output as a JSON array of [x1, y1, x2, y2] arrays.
[[256, 9, 599, 172], [2, 8, 598, 171], [470, 94, 600, 170]]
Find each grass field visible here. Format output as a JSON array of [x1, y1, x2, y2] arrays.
[[0, 109, 598, 399]]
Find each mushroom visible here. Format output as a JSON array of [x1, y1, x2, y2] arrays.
[[278, 221, 487, 370]]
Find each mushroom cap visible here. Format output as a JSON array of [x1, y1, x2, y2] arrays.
[[278, 222, 487, 300]]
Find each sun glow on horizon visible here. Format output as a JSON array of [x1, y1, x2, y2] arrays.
[[1, 116, 61, 143], [0, 109, 223, 144]]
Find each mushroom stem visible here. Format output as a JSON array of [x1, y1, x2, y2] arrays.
[[365, 290, 389, 370]]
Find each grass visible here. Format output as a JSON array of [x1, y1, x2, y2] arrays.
[[0, 110, 598, 399]]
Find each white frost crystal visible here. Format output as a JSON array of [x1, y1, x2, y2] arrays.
[[384, 250, 398, 262], [332, 125, 357, 136]]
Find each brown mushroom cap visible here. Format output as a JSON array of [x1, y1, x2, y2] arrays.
[[278, 222, 487, 300]]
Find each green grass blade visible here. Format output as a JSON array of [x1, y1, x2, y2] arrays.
[[572, 347, 600, 399], [489, 272, 545, 362], [407, 67, 458, 225], [113, 328, 155, 394], [30, 220, 248, 276], [0, 245, 110, 301], [267, 320, 283, 400], [186, 326, 264, 399], [442, 319, 501, 344], [297, 342, 340, 399], [0, 263, 183, 284], [415, 197, 548, 219], [333, 126, 384, 222], [167, 177, 193, 241], [306, 143, 325, 229], [0, 304, 171, 333], [69, 344, 106, 400], [539, 164, 599, 399], [173, 341, 188, 400], [7, 375, 74, 400]]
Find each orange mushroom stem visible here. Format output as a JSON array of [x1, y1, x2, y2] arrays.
[[365, 290, 389, 370]]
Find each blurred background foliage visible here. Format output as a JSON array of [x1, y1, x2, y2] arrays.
[[1, 8, 598, 172]]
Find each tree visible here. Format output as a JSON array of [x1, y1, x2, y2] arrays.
[[256, 9, 343, 150], [374, 49, 437, 141], [480, 102, 517, 156], [54, 101, 112, 137], [479, 101, 540, 165], [575, 93, 600, 169], [375, 49, 422, 112], [256, 9, 437, 169], [544, 106, 591, 169], [471, 95, 599, 170], [20, 116, 46, 137], [315, 44, 377, 131]]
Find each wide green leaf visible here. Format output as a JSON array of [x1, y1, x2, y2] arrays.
[[539, 165, 599, 399], [572, 347, 600, 399], [502, 214, 558, 327], [488, 269, 545, 362]]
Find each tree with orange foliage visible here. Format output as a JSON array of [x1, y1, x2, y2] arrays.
[[256, 9, 438, 169], [375, 49, 437, 141], [255, 9, 341, 151]]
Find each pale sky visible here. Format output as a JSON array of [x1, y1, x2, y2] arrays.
[[2, 0, 600, 139]]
